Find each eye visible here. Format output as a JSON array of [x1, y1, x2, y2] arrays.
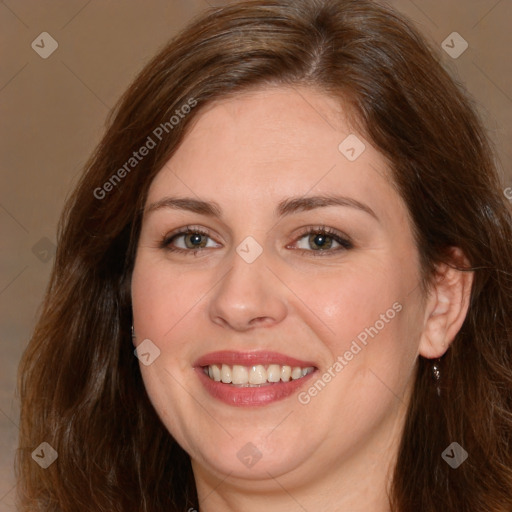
[[160, 225, 353, 257], [291, 227, 353, 255], [161, 226, 220, 254]]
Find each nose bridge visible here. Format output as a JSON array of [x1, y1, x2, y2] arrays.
[[208, 240, 287, 330], [225, 251, 265, 295]]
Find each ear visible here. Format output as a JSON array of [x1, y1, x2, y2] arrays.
[[418, 247, 474, 359]]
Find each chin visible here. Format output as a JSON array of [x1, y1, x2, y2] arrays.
[[188, 429, 318, 481]]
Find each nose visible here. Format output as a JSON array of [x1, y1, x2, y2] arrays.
[[208, 248, 288, 332]]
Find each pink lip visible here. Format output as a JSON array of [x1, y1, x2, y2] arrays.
[[194, 350, 316, 368], [194, 351, 318, 407]]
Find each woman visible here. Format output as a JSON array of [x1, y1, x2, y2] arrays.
[[17, 0, 512, 510]]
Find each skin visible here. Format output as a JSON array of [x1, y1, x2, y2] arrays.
[[131, 86, 473, 511]]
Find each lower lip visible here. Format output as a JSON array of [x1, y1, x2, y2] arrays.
[[195, 367, 317, 407]]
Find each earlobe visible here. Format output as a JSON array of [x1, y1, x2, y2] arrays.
[[418, 248, 473, 359]]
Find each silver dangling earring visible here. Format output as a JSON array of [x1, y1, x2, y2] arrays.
[[432, 358, 441, 397], [131, 325, 136, 345]]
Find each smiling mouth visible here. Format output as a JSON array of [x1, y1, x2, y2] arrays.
[[202, 363, 316, 387]]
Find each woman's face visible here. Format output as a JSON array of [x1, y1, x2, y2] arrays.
[[131, 86, 427, 488]]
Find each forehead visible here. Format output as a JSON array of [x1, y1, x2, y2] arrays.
[[171, 86, 351, 171], [146, 86, 405, 227]]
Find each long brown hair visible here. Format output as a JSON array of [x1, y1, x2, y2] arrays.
[[17, 0, 512, 510]]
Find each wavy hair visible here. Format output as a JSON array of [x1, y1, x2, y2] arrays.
[[17, 0, 512, 510]]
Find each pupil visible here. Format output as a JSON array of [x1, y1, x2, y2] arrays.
[[315, 234, 326, 246], [190, 233, 203, 245]]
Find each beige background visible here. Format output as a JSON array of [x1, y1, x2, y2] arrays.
[[1, 0, 511, 508]]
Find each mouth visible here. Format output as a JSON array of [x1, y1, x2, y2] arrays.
[[194, 351, 318, 406]]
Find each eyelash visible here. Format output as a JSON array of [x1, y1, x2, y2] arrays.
[[160, 225, 353, 257]]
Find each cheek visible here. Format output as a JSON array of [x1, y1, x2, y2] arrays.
[[131, 258, 202, 433], [289, 254, 420, 404], [291, 260, 406, 348], [131, 255, 206, 343]]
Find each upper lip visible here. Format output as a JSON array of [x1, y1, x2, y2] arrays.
[[194, 350, 317, 368]]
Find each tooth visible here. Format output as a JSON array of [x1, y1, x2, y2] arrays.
[[291, 367, 302, 379], [232, 364, 249, 385], [280, 365, 292, 382], [212, 364, 221, 381], [214, 362, 313, 385], [221, 364, 232, 383], [249, 365, 267, 384], [267, 364, 281, 382]]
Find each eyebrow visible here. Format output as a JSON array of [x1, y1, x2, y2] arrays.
[[277, 195, 378, 221], [146, 197, 222, 217], [145, 194, 378, 221]]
